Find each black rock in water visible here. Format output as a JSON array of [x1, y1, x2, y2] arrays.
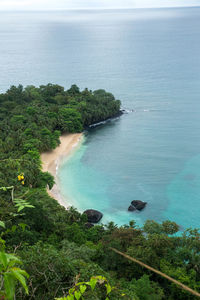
[[83, 209, 103, 223], [128, 205, 136, 212], [131, 200, 147, 211]]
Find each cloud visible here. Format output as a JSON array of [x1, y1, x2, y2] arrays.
[[0, 0, 199, 10]]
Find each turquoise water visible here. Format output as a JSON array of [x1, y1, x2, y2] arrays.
[[0, 8, 200, 228]]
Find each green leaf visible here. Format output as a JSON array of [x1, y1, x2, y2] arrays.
[[17, 206, 25, 212], [4, 273, 16, 300], [14, 198, 35, 212], [0, 251, 8, 268], [66, 295, 74, 300], [11, 269, 29, 294], [74, 291, 81, 300], [13, 268, 29, 278], [69, 287, 75, 295], [6, 253, 21, 265], [105, 283, 112, 295], [80, 284, 86, 294], [18, 223, 27, 231], [0, 221, 5, 228], [76, 282, 85, 286], [0, 237, 6, 247], [9, 212, 20, 217], [11, 225, 17, 232], [89, 277, 97, 291]]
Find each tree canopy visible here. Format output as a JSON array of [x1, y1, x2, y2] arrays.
[[0, 84, 199, 300]]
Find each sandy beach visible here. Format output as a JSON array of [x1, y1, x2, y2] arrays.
[[41, 133, 83, 209]]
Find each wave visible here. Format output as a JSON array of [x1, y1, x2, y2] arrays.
[[88, 111, 123, 128], [89, 120, 109, 128], [120, 107, 162, 113]]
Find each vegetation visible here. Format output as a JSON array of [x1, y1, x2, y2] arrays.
[[0, 222, 29, 300], [0, 84, 200, 299]]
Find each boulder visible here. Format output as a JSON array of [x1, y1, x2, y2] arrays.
[[131, 200, 147, 211], [128, 205, 136, 212], [83, 209, 103, 223]]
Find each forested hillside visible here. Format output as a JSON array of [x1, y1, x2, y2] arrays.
[[0, 84, 199, 299]]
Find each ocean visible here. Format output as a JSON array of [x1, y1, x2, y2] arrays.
[[1, 7, 200, 229]]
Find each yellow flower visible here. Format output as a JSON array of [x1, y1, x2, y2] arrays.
[[21, 181, 24, 185], [18, 174, 24, 181]]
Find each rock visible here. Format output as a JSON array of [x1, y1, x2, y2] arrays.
[[131, 200, 147, 211], [85, 222, 94, 229], [83, 209, 103, 223], [128, 205, 136, 212]]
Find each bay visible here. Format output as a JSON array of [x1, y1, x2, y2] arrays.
[[1, 7, 200, 228]]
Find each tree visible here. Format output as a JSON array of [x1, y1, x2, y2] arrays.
[[58, 107, 83, 132]]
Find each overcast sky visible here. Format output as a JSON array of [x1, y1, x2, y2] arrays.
[[0, 0, 199, 10]]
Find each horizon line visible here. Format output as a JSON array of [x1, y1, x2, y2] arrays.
[[0, 5, 200, 11]]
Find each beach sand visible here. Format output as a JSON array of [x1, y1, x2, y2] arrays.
[[41, 133, 83, 209]]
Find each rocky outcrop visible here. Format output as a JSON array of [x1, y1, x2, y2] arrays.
[[131, 200, 147, 210], [83, 209, 103, 223], [128, 205, 136, 212], [128, 200, 147, 212]]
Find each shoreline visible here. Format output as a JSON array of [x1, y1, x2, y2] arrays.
[[41, 133, 83, 209]]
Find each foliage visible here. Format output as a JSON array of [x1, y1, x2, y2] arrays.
[[56, 275, 126, 300], [0, 251, 29, 300], [0, 83, 200, 299], [0, 181, 37, 300]]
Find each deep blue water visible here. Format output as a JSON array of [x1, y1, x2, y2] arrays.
[[1, 8, 200, 228]]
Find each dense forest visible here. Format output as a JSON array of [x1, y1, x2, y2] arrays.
[[0, 84, 199, 300]]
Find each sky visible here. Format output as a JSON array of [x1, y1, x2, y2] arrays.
[[0, 0, 199, 10]]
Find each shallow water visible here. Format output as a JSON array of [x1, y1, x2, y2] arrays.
[[0, 8, 200, 228]]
